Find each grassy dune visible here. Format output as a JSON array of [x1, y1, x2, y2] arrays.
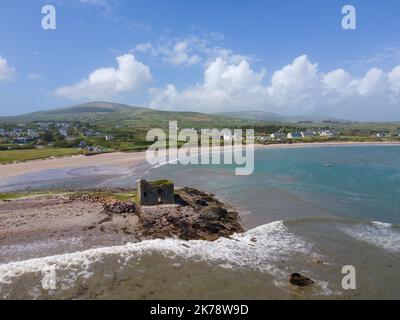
[[0, 148, 81, 164]]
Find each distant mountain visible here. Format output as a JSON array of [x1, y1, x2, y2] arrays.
[[0, 102, 266, 129], [0, 102, 148, 122], [215, 111, 286, 122], [215, 110, 351, 123]]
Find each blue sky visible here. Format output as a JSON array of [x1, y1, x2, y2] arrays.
[[0, 0, 400, 120]]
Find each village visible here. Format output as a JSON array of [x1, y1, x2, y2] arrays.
[[0, 121, 114, 153], [1, 119, 400, 155]]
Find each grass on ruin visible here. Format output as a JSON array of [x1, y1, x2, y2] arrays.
[[149, 180, 174, 186]]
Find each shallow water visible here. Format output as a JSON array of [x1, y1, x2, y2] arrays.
[[1, 145, 400, 299]]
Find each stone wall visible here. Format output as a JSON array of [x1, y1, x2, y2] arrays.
[[137, 179, 175, 206]]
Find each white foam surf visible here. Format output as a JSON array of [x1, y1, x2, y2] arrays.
[[0, 221, 330, 299], [340, 221, 400, 253]]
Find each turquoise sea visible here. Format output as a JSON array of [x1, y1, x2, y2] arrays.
[[1, 145, 399, 299], [144, 145, 400, 299], [148, 145, 400, 226]]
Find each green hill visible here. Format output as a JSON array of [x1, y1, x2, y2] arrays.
[[0, 102, 266, 130], [0, 102, 147, 122], [215, 110, 351, 123]]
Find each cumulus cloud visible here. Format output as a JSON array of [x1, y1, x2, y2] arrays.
[[0, 55, 16, 81], [55, 54, 152, 100], [164, 40, 202, 67], [149, 56, 267, 111], [388, 66, 400, 94], [149, 54, 400, 117], [134, 36, 205, 67], [323, 69, 353, 96], [133, 34, 247, 68]]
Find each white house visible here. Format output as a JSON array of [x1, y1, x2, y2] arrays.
[[84, 130, 94, 137], [287, 132, 302, 139], [320, 130, 336, 138], [376, 132, 390, 138], [58, 128, 68, 137], [27, 129, 39, 138], [105, 135, 114, 141], [270, 132, 286, 139], [301, 131, 314, 138]]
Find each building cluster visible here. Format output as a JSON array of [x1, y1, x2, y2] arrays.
[[0, 121, 114, 146], [0, 125, 40, 144], [374, 131, 400, 138], [256, 129, 338, 142]]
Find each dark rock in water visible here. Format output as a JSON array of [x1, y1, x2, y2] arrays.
[[195, 199, 209, 206], [174, 194, 189, 206], [290, 273, 314, 287]]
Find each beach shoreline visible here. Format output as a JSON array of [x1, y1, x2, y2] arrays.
[[1, 141, 399, 179], [1, 142, 399, 299]]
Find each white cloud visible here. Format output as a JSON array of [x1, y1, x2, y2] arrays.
[[388, 65, 400, 94], [323, 69, 353, 96], [149, 56, 267, 111], [163, 40, 202, 67], [267, 55, 321, 111], [0, 55, 16, 81], [149, 54, 400, 117], [27, 73, 43, 80], [134, 42, 157, 55], [355, 68, 388, 96], [133, 34, 247, 68], [55, 54, 152, 100], [134, 37, 205, 68]]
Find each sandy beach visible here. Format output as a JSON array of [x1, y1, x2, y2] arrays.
[[0, 194, 139, 264], [1, 141, 399, 179], [0, 151, 148, 179], [0, 142, 399, 299]]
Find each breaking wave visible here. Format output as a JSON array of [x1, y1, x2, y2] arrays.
[[339, 220, 400, 253], [0, 221, 331, 299]]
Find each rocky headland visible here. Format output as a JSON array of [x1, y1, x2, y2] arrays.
[[0, 184, 244, 263]]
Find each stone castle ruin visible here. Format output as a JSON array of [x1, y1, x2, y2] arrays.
[[137, 179, 175, 206]]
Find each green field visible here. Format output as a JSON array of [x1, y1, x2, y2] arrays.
[[0, 148, 81, 164]]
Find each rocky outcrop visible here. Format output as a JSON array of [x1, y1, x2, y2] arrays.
[[290, 273, 314, 287], [136, 187, 244, 241], [69, 186, 244, 241], [69, 192, 138, 214], [103, 202, 137, 214]]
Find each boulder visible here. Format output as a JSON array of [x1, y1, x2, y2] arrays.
[[290, 273, 314, 287]]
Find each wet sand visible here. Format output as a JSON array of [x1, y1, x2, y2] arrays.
[[1, 141, 398, 179], [0, 152, 148, 179], [0, 195, 138, 264]]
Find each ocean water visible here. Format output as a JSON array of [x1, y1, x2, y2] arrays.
[[1, 145, 399, 299]]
